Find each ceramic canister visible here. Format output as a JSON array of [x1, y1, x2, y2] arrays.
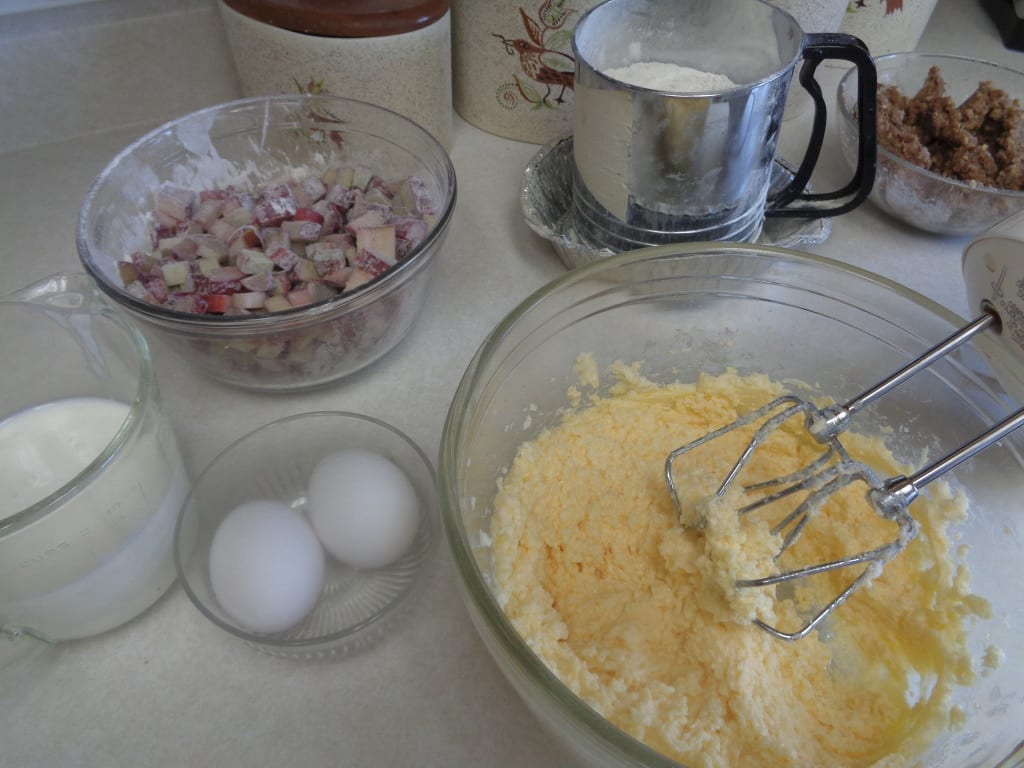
[[839, 0, 940, 56], [452, 0, 604, 144], [219, 0, 453, 149]]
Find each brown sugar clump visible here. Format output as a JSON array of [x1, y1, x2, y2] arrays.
[[876, 65, 1024, 191]]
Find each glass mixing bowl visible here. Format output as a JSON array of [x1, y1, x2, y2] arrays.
[[837, 52, 1024, 236], [439, 244, 1024, 768], [175, 411, 435, 660], [77, 95, 456, 392]]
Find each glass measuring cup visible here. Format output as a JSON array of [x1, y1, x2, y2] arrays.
[[0, 273, 189, 663], [570, 0, 878, 249]]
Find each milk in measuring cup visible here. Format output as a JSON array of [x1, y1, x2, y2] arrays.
[[0, 396, 188, 642]]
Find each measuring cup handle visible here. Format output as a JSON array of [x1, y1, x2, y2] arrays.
[[765, 32, 877, 220]]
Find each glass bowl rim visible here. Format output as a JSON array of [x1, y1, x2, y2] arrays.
[[0, 272, 156, 539], [837, 51, 1024, 201], [76, 93, 458, 330]]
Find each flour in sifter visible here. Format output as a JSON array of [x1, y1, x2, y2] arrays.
[[602, 61, 738, 92]]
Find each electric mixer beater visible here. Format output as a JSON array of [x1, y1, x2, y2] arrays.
[[665, 213, 1024, 641]]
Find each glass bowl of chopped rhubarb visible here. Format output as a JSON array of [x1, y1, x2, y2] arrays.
[[838, 52, 1024, 236], [77, 95, 456, 391]]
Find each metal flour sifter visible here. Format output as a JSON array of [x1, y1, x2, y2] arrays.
[[665, 212, 1024, 641]]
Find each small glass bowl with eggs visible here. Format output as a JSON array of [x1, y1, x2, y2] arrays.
[[173, 411, 434, 658]]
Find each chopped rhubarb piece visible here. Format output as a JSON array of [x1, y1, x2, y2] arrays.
[[205, 293, 233, 314], [144, 277, 170, 303], [169, 293, 207, 314], [193, 198, 226, 229], [307, 282, 338, 302], [157, 236, 185, 257], [169, 237, 199, 261], [355, 225, 397, 265], [161, 261, 191, 287], [188, 272, 211, 295], [228, 225, 262, 258], [129, 250, 161, 276], [232, 291, 266, 310], [306, 242, 346, 263], [118, 262, 141, 285], [124, 280, 150, 301], [267, 245, 300, 271], [344, 267, 376, 291], [270, 271, 292, 295], [199, 188, 229, 202], [315, 258, 346, 278], [254, 195, 297, 228], [192, 234, 228, 263], [155, 183, 195, 222], [394, 218, 429, 258], [197, 257, 221, 277], [345, 209, 390, 235], [223, 206, 254, 227], [299, 176, 326, 204], [287, 286, 315, 307], [241, 271, 277, 292], [208, 218, 236, 242], [364, 186, 391, 206], [321, 265, 354, 287], [229, 224, 262, 248], [311, 200, 340, 234], [322, 165, 355, 188], [293, 207, 324, 224], [262, 227, 290, 252], [391, 176, 434, 216], [325, 184, 357, 209], [354, 250, 392, 277], [223, 192, 254, 214], [281, 219, 322, 243], [209, 265, 245, 289], [264, 295, 293, 312], [291, 258, 320, 282], [351, 165, 373, 190], [237, 249, 274, 275]]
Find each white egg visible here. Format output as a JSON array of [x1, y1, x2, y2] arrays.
[[307, 449, 420, 569], [209, 499, 325, 634]]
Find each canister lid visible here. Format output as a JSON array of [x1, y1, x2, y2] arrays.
[[221, 0, 450, 38]]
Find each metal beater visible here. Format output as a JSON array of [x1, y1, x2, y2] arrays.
[[665, 218, 1024, 641]]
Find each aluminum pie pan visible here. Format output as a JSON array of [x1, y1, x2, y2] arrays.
[[522, 135, 832, 270]]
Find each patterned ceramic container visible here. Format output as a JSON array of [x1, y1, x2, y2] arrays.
[[219, 0, 453, 149], [839, 0, 940, 56], [452, 0, 604, 144]]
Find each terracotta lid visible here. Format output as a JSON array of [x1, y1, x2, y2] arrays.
[[222, 0, 450, 37]]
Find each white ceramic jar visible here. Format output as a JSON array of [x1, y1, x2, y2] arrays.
[[219, 0, 453, 149]]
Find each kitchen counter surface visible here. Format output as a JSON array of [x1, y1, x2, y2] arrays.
[[0, 1, 1020, 765]]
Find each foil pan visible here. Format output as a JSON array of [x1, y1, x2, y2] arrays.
[[521, 136, 833, 270]]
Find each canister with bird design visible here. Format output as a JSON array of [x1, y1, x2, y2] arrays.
[[451, 0, 604, 144]]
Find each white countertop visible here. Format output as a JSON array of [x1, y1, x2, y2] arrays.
[[1, 1, 1020, 765]]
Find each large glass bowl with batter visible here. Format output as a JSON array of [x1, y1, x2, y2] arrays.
[[439, 243, 1024, 768]]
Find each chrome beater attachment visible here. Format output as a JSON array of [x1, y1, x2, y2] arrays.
[[666, 309, 1024, 641]]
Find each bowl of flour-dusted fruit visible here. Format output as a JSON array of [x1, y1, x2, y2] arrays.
[[77, 94, 457, 392]]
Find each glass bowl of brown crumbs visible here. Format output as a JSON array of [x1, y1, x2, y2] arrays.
[[838, 52, 1024, 236]]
